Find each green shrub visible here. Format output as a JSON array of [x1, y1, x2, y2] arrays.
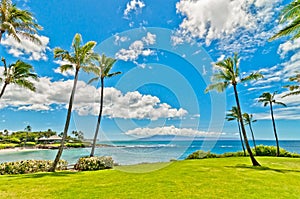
[[0, 143, 18, 149], [6, 137, 21, 144], [0, 160, 68, 175], [66, 143, 85, 148], [254, 145, 300, 158], [74, 156, 113, 171], [186, 150, 217, 159], [219, 151, 246, 158]]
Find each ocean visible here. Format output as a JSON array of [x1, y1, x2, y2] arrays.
[[1, 140, 300, 165]]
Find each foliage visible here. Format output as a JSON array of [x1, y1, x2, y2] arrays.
[[74, 156, 113, 171], [5, 137, 21, 144], [0, 143, 18, 149], [186, 145, 300, 160], [255, 145, 300, 158], [186, 150, 217, 159], [20, 142, 36, 147], [0, 159, 67, 175], [65, 143, 85, 148]]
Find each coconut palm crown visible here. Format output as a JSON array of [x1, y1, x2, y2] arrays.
[[269, 0, 300, 41], [0, 57, 38, 99], [0, 0, 43, 44], [205, 53, 263, 166]]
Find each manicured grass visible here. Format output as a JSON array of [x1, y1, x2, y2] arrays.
[[0, 157, 300, 198]]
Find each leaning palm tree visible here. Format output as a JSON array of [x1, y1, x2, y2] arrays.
[[0, 57, 38, 99], [0, 0, 42, 43], [269, 0, 300, 41], [226, 106, 246, 156], [89, 54, 121, 157], [49, 33, 98, 172], [258, 92, 286, 157], [243, 113, 257, 152], [205, 53, 263, 166]]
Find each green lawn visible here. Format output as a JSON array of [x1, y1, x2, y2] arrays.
[[1, 157, 300, 198]]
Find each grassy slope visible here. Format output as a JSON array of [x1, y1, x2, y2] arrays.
[[0, 157, 300, 199]]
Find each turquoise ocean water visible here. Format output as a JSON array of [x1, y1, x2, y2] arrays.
[[0, 140, 300, 165]]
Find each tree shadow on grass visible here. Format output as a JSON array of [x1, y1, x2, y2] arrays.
[[6, 171, 81, 179], [226, 164, 300, 173]]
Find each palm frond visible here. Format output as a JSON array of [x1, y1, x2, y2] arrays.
[[241, 72, 264, 82], [282, 90, 300, 97], [205, 82, 229, 93], [107, 71, 121, 78], [60, 64, 74, 72], [88, 77, 100, 85], [274, 101, 287, 107]]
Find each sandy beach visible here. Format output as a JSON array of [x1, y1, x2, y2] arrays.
[[0, 148, 46, 154]]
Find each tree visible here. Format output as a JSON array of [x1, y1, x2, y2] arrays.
[[49, 33, 97, 172], [71, 130, 84, 141], [0, 0, 42, 43], [226, 106, 246, 156], [205, 53, 263, 166], [23, 125, 31, 148], [0, 58, 38, 99], [269, 0, 300, 41], [243, 113, 257, 152], [89, 54, 121, 157], [258, 92, 286, 157]]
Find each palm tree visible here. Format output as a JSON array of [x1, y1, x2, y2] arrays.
[[243, 113, 257, 152], [49, 33, 97, 172], [226, 106, 246, 156], [269, 1, 300, 41], [0, 58, 38, 99], [24, 125, 31, 148], [205, 53, 263, 166], [0, 0, 42, 43], [89, 54, 121, 157], [258, 92, 286, 157]]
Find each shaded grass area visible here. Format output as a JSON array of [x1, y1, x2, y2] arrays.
[[1, 157, 300, 198]]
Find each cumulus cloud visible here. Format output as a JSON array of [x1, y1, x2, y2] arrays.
[[0, 75, 187, 120], [115, 32, 156, 62], [1, 34, 50, 61], [124, 0, 145, 18], [53, 60, 75, 77], [174, 0, 282, 54], [114, 34, 130, 46], [124, 125, 221, 138]]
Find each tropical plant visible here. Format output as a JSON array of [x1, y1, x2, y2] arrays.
[[0, 58, 38, 99], [258, 92, 286, 157], [205, 53, 263, 166], [243, 113, 257, 152], [23, 125, 31, 148], [282, 73, 300, 97], [49, 33, 97, 172], [88, 54, 121, 157], [269, 0, 300, 41], [0, 0, 42, 43], [226, 106, 246, 156]]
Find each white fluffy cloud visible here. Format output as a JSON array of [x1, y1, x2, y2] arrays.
[[53, 60, 75, 77], [0, 75, 187, 120], [174, 0, 282, 53], [1, 34, 50, 61], [124, 125, 222, 137], [115, 32, 156, 62], [124, 0, 145, 18]]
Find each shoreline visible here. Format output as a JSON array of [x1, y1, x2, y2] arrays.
[[0, 147, 48, 154]]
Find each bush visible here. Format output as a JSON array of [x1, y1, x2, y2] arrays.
[[66, 143, 85, 148], [186, 150, 217, 159], [6, 137, 21, 144], [0, 160, 68, 175], [0, 143, 18, 149], [74, 156, 113, 171], [254, 145, 300, 158]]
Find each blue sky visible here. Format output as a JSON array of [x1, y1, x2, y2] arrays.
[[0, 0, 299, 140]]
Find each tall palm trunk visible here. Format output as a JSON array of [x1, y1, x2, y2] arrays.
[[49, 69, 79, 172], [90, 77, 104, 157], [0, 83, 8, 99], [237, 120, 246, 156], [233, 84, 260, 166], [270, 102, 280, 157], [248, 122, 257, 152]]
